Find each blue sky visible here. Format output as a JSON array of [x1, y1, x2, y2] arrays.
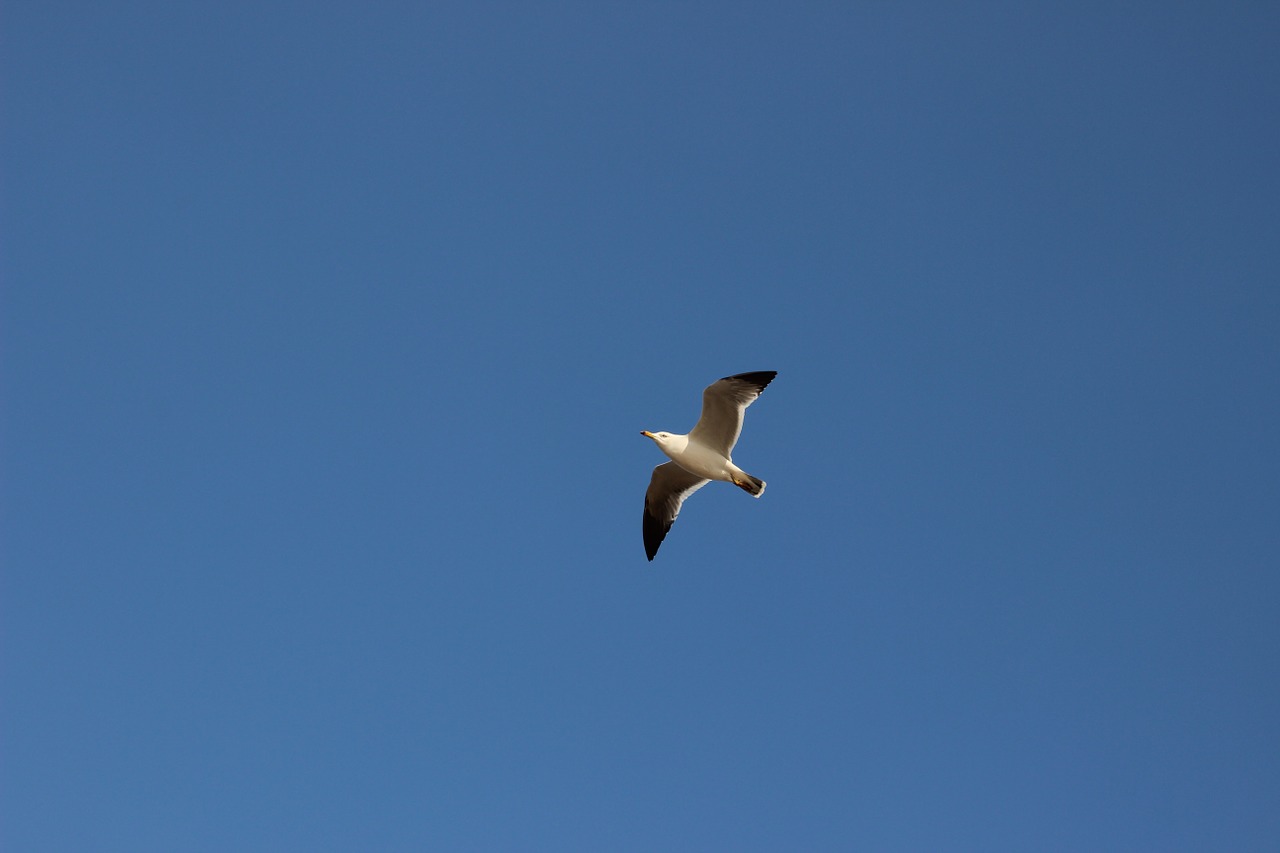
[[4, 3, 1279, 850]]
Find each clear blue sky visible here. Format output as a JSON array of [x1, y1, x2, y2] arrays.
[[4, 3, 1279, 850]]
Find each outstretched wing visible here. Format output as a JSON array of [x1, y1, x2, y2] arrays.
[[643, 461, 709, 561], [687, 371, 777, 455]]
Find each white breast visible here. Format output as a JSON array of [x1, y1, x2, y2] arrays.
[[663, 438, 734, 482]]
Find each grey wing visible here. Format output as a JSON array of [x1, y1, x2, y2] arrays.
[[687, 370, 777, 455], [643, 462, 709, 561]]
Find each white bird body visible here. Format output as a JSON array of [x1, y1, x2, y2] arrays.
[[642, 431, 760, 491]]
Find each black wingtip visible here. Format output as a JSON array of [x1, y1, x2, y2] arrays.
[[724, 370, 777, 391], [642, 503, 670, 561]]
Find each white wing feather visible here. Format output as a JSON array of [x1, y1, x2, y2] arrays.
[[687, 371, 777, 455]]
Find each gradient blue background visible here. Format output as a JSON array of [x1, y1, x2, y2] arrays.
[[4, 3, 1279, 850]]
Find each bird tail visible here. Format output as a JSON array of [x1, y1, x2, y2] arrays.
[[734, 473, 766, 497]]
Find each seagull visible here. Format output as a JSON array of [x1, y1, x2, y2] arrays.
[[640, 371, 777, 561]]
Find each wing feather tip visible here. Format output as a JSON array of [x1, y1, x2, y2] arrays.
[[722, 370, 777, 391], [642, 503, 669, 561]]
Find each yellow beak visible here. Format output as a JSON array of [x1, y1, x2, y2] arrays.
[[641, 430, 655, 438]]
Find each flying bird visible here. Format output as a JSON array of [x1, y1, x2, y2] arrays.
[[640, 370, 777, 561]]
